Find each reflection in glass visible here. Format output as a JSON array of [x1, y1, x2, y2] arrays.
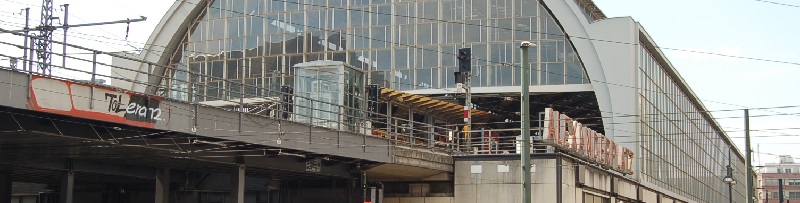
[[169, 0, 591, 103]]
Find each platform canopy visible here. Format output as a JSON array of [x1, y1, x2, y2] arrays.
[[379, 88, 494, 123]]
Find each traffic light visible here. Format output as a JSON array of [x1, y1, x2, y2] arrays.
[[366, 85, 380, 118], [457, 48, 471, 72], [280, 85, 293, 119]]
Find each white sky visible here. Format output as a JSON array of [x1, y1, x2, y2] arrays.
[[0, 0, 798, 165]]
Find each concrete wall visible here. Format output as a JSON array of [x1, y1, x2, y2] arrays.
[[454, 158, 558, 203], [454, 154, 696, 203]]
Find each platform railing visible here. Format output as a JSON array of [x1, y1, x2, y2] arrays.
[[0, 28, 458, 153], [453, 128, 557, 156]]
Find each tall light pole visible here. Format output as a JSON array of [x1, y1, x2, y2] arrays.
[[745, 109, 754, 203], [520, 41, 535, 203], [724, 148, 737, 203]]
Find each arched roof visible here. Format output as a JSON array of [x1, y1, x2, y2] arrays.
[[132, 0, 207, 94]]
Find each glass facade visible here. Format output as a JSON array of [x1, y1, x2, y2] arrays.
[[164, 0, 590, 102], [152, 1, 748, 202], [637, 44, 746, 203]]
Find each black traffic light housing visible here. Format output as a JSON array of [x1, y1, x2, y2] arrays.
[[280, 85, 293, 119], [457, 48, 471, 72]]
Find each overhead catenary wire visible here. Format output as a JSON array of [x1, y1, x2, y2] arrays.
[[0, 1, 792, 163], [0, 2, 776, 199], [754, 0, 800, 8], [3, 0, 788, 110], [1, 44, 800, 136], [0, 40, 789, 136], [0, 75, 795, 159], [0, 5, 772, 190], [0, 97, 780, 182], [1, 4, 791, 129], [164, 0, 800, 124]]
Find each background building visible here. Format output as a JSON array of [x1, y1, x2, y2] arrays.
[[109, 0, 753, 202], [758, 155, 800, 203]]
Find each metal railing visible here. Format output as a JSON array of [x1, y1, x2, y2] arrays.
[[453, 128, 555, 155], [0, 27, 459, 153]]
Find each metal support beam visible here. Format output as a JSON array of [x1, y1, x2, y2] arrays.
[[59, 171, 74, 203], [20, 159, 156, 180], [155, 168, 170, 203], [230, 165, 245, 203], [0, 173, 11, 203]]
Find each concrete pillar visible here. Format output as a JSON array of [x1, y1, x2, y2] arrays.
[[0, 173, 11, 203], [230, 165, 245, 203], [155, 168, 170, 203], [59, 171, 74, 203]]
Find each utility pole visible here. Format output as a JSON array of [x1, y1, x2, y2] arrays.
[[520, 41, 535, 203], [21, 8, 29, 71], [37, 0, 55, 75], [61, 4, 68, 72], [23, 0, 144, 77], [746, 109, 754, 203]]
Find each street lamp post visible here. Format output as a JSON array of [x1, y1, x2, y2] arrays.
[[724, 149, 737, 203], [519, 41, 535, 203]]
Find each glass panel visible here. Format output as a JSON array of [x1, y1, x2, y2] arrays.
[[226, 59, 240, 80], [491, 18, 513, 42], [440, 45, 456, 67], [329, 9, 347, 30], [464, 20, 486, 43], [375, 49, 391, 71], [441, 0, 463, 21], [419, 2, 438, 23], [394, 48, 409, 68], [497, 65, 513, 86], [269, 0, 284, 12], [565, 46, 585, 84], [370, 71, 389, 87], [230, 0, 245, 15], [397, 24, 415, 46], [444, 22, 463, 44], [416, 23, 437, 45], [246, 0, 266, 15], [210, 19, 225, 40], [490, 0, 512, 18], [350, 7, 368, 27], [395, 69, 414, 90], [515, 0, 537, 17], [394, 3, 414, 25], [466, 0, 487, 20], [209, 0, 223, 18], [373, 5, 392, 26], [308, 31, 326, 52], [443, 67, 456, 88], [371, 26, 390, 48], [542, 7, 563, 40], [306, 10, 324, 31]]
